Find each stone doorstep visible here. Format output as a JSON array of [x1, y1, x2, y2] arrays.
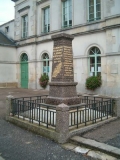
[[70, 136, 120, 158]]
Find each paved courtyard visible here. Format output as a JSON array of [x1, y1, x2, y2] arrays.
[[0, 88, 120, 160], [0, 88, 91, 160]]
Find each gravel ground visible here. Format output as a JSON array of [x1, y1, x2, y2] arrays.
[[0, 88, 91, 160], [82, 118, 120, 148]]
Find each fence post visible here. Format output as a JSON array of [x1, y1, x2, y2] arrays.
[[56, 103, 69, 143], [6, 95, 14, 120], [114, 98, 120, 117]]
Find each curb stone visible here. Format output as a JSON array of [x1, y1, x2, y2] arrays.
[[70, 136, 120, 158], [62, 143, 118, 160]]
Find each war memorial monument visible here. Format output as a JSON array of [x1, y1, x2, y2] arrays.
[[46, 33, 80, 105]]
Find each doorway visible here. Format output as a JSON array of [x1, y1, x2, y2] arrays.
[[20, 53, 28, 88]]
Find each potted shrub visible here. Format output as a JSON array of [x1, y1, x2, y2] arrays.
[[39, 74, 49, 89], [85, 76, 102, 90]]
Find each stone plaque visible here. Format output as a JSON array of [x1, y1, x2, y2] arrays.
[[111, 64, 118, 74]]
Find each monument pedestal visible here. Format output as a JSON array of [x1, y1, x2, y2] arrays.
[[45, 33, 80, 105], [46, 82, 80, 105]]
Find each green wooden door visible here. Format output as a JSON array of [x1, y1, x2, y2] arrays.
[[21, 54, 28, 88]]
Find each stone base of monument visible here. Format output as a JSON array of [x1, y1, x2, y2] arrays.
[[45, 96, 80, 105], [45, 82, 80, 105]]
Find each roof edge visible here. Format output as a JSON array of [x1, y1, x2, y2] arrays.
[[11, 0, 19, 2], [0, 43, 16, 47], [0, 31, 16, 45], [0, 19, 14, 27]]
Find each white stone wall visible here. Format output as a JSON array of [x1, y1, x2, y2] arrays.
[[103, 0, 120, 18], [0, 46, 17, 84]]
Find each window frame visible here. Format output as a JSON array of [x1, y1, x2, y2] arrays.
[[5, 26, 9, 33], [42, 6, 50, 33], [21, 53, 28, 62], [89, 47, 101, 76], [62, 0, 72, 28], [22, 14, 28, 38], [88, 0, 101, 22], [42, 53, 49, 75]]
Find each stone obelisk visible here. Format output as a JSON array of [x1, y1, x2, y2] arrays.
[[46, 33, 80, 105]]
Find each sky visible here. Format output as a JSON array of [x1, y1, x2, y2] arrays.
[[0, 0, 15, 25]]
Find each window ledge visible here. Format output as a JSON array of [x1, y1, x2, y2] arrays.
[[61, 26, 73, 31], [21, 37, 28, 40], [87, 19, 102, 24], [41, 32, 50, 36]]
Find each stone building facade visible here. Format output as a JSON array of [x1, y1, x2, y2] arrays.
[[0, 0, 120, 97]]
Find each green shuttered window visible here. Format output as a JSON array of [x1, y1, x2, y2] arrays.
[[89, 47, 101, 76], [62, 0, 72, 28], [22, 15, 28, 38], [43, 7, 50, 33], [89, 0, 101, 22], [42, 53, 49, 75]]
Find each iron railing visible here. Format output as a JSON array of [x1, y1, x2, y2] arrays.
[[69, 96, 114, 128], [11, 95, 114, 130], [11, 95, 56, 129]]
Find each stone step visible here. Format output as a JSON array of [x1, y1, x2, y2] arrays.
[[69, 136, 120, 159]]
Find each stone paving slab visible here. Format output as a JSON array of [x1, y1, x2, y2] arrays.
[[62, 143, 77, 150], [87, 151, 117, 160], [70, 136, 120, 158], [74, 146, 90, 154], [62, 143, 118, 160]]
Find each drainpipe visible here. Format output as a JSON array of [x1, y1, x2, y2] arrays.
[[35, 1, 37, 89]]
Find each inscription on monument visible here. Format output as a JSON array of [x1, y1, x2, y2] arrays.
[[53, 46, 63, 63], [52, 46, 73, 78], [52, 46, 63, 78], [63, 46, 73, 77]]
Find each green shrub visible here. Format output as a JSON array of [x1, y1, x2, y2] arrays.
[[86, 76, 102, 90], [39, 74, 49, 89]]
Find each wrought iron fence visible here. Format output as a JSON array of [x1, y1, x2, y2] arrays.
[[69, 96, 114, 128], [11, 95, 114, 130], [11, 95, 56, 129]]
